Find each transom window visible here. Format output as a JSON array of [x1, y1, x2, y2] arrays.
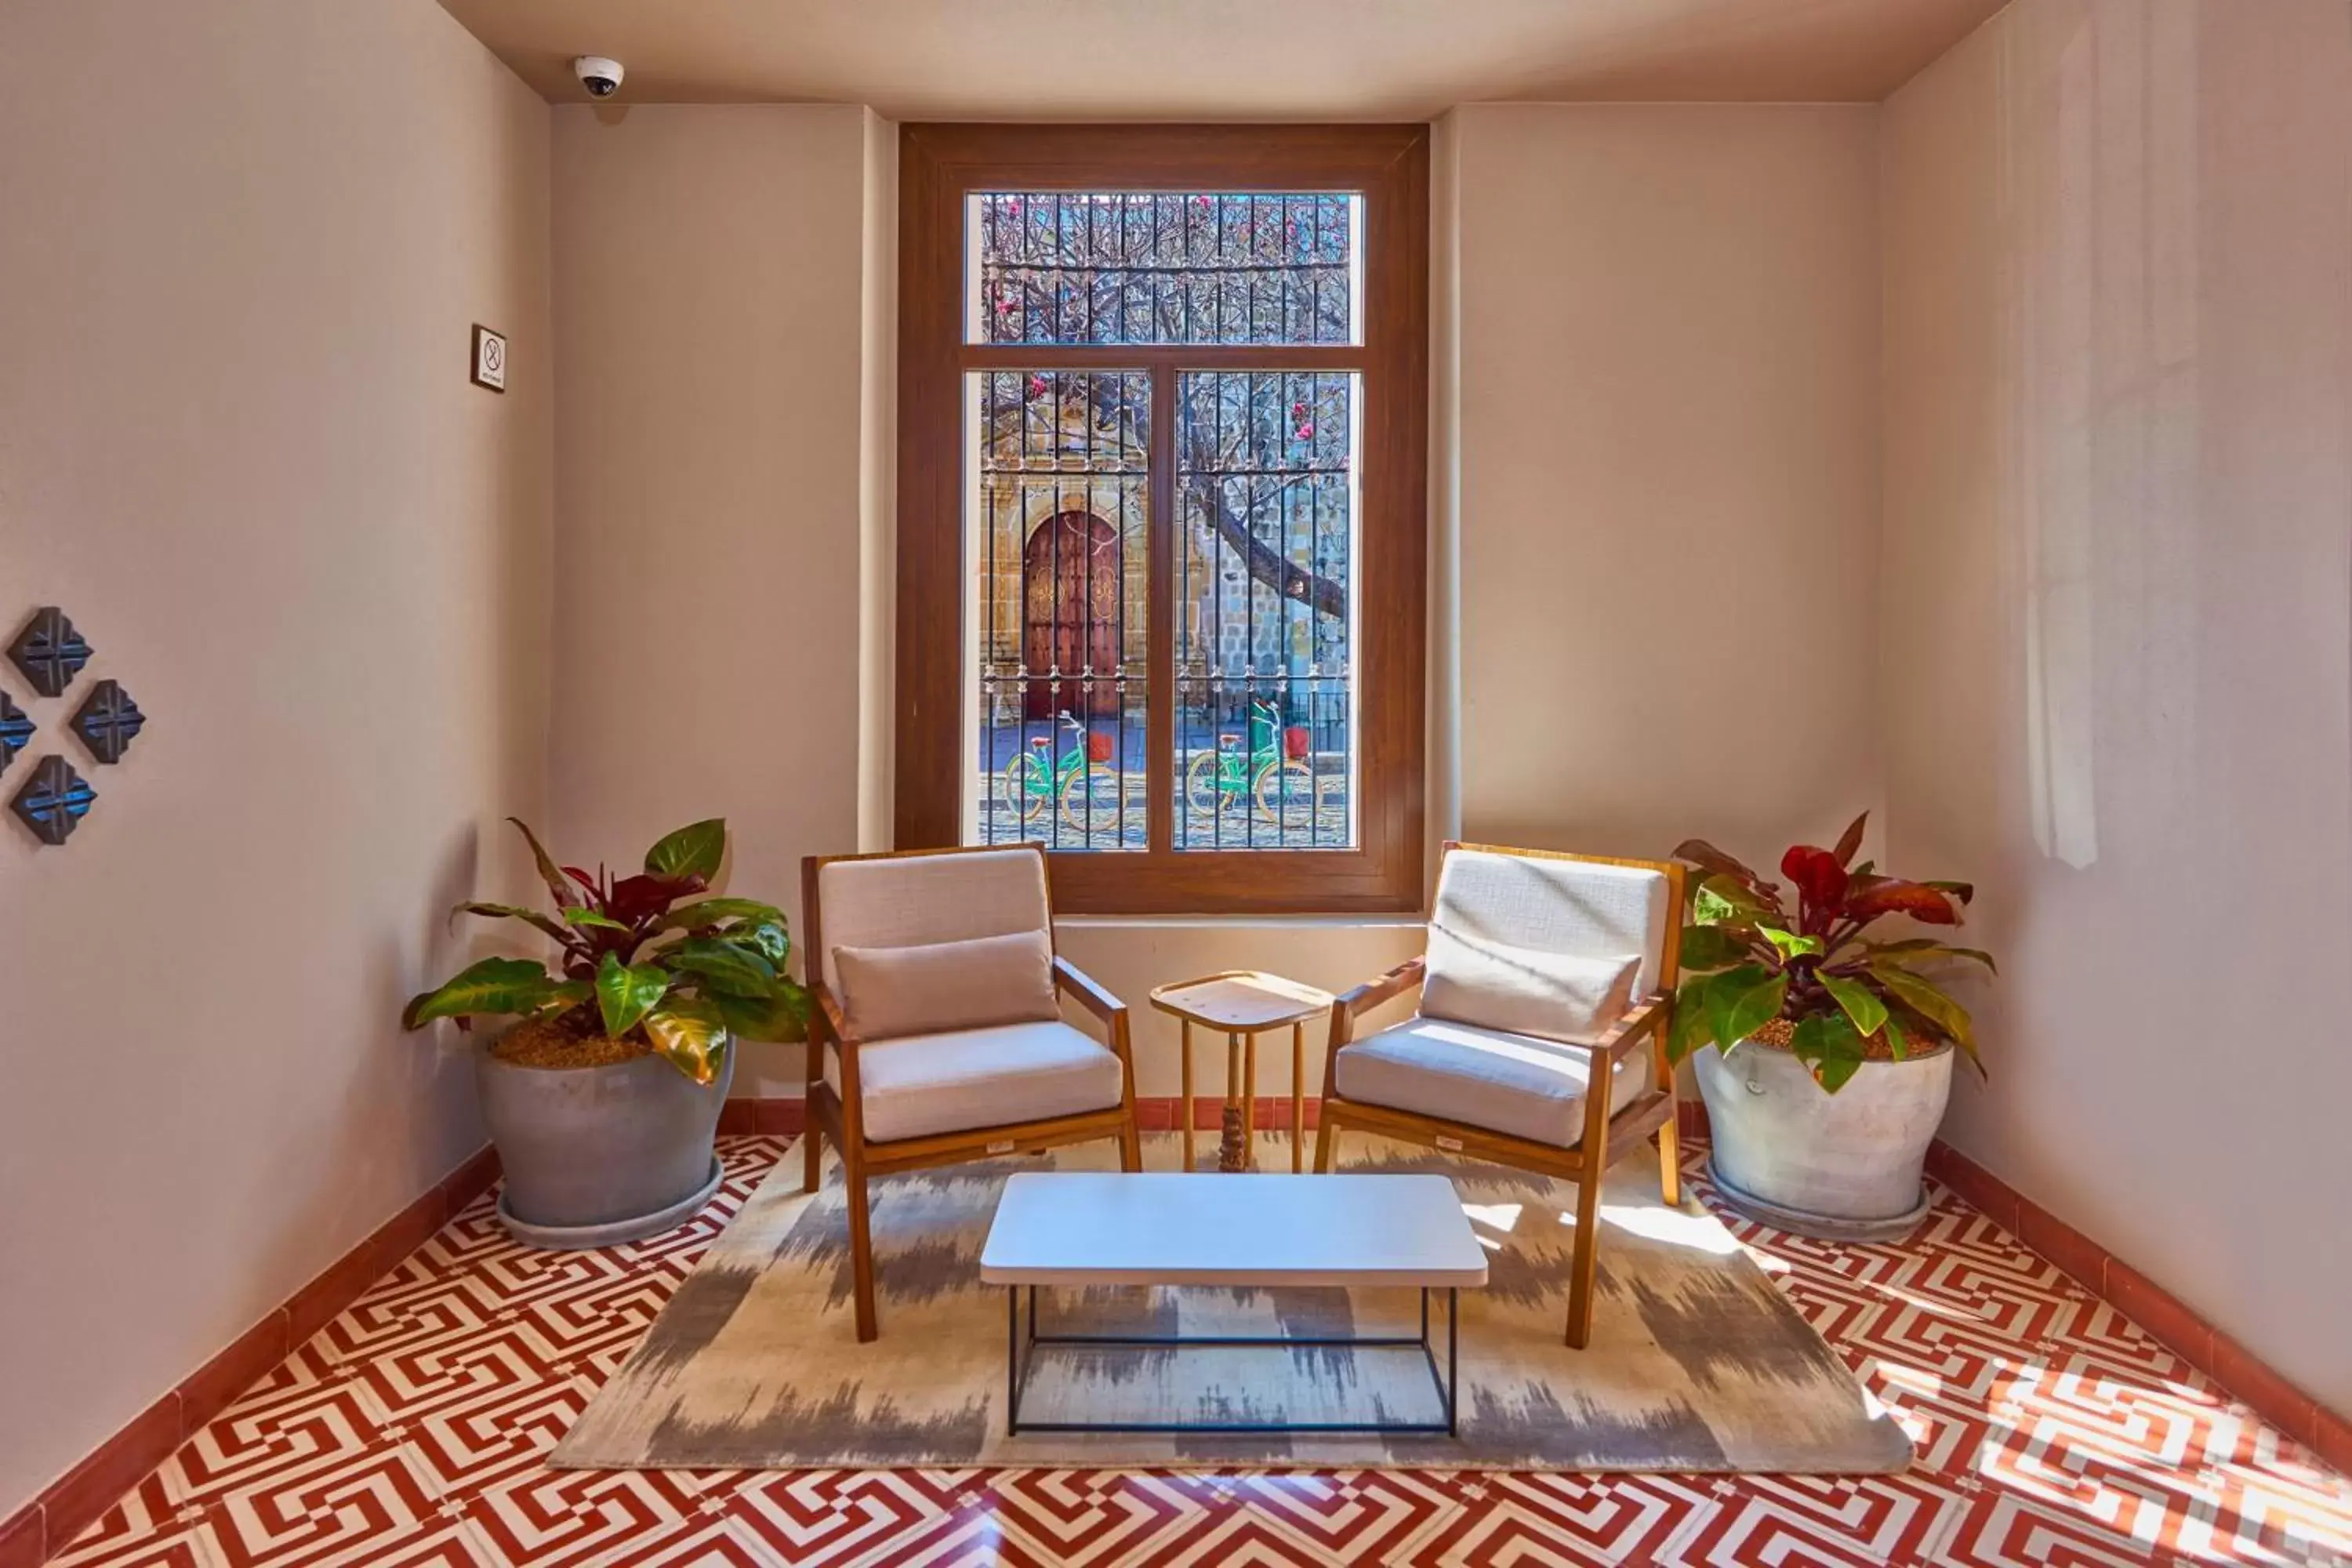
[[898, 126, 1427, 915]]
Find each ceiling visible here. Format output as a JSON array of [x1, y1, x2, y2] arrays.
[[437, 0, 2009, 118]]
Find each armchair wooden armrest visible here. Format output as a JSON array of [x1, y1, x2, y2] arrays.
[[1051, 955, 1125, 1025], [1588, 995, 1669, 1062], [1335, 954, 1427, 1022], [808, 980, 859, 1061]]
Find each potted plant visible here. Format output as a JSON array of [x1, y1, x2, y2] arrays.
[[403, 817, 806, 1249], [1664, 812, 1992, 1240]]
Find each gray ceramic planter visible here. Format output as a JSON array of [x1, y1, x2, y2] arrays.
[[1693, 1036, 1953, 1242], [477, 1044, 733, 1249]]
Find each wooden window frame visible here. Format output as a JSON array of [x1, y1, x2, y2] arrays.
[[896, 122, 1428, 916]]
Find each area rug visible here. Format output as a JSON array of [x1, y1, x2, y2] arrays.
[[553, 1132, 1911, 1472]]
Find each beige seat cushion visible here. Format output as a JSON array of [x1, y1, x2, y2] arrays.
[[1429, 848, 1672, 1002], [1421, 931, 1642, 1045], [1333, 1014, 1652, 1148], [824, 1019, 1123, 1144], [833, 929, 1058, 1042], [815, 848, 1051, 992]]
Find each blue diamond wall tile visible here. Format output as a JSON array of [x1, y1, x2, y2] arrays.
[[0, 691, 31, 775], [9, 607, 93, 698], [73, 679, 144, 764], [11, 754, 95, 845]]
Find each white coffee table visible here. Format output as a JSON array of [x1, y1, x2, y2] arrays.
[[979, 1172, 1489, 1436]]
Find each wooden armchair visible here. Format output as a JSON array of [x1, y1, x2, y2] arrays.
[[800, 844, 1142, 1341], [1312, 841, 1686, 1348]]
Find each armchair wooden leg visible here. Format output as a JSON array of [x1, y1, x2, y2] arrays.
[[845, 1156, 879, 1343], [801, 1116, 822, 1195], [1657, 1112, 1682, 1208], [1565, 1170, 1604, 1348], [1118, 1118, 1142, 1173], [1313, 1112, 1339, 1173]]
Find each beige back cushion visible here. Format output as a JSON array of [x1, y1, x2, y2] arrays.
[[815, 848, 1051, 993], [832, 929, 1060, 1042], [1422, 849, 1671, 1040]]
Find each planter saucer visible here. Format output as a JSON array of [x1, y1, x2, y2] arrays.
[[1705, 1157, 1932, 1244], [497, 1156, 726, 1250]]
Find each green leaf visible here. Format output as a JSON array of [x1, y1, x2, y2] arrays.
[[403, 956, 561, 1030], [1790, 1011, 1867, 1092], [1870, 960, 1980, 1073], [1882, 1012, 1914, 1062], [644, 819, 727, 882], [596, 951, 670, 1038], [1706, 964, 1788, 1048], [561, 906, 631, 933], [708, 984, 810, 1044], [1697, 873, 1775, 921], [642, 998, 731, 1084], [449, 901, 579, 950], [1677, 924, 1752, 971], [1666, 974, 1720, 1065], [720, 919, 790, 967], [1866, 938, 1998, 975], [507, 818, 576, 913], [652, 898, 785, 935], [1821, 974, 1889, 1039], [1759, 926, 1824, 960], [666, 936, 778, 998]]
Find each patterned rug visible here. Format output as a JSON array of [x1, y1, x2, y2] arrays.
[[554, 1132, 1910, 1472]]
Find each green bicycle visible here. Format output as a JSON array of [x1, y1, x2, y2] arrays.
[[1002, 712, 1128, 833], [1184, 699, 1319, 829]]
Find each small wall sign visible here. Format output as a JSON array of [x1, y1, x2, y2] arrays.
[[472, 325, 507, 393]]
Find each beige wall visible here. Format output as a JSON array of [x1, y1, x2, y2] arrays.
[[549, 105, 869, 1096], [1882, 0, 2352, 1412], [1454, 103, 1886, 876], [0, 0, 551, 1516]]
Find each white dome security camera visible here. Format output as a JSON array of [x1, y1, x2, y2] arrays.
[[573, 56, 625, 99]]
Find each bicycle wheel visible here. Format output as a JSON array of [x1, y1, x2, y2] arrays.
[[1000, 754, 1051, 824], [1184, 752, 1234, 818], [1254, 759, 1319, 834], [1058, 760, 1128, 839]]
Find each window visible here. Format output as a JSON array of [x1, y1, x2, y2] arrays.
[[898, 126, 1428, 914]]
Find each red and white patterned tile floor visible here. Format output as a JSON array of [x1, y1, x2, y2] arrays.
[[53, 1136, 2352, 1567]]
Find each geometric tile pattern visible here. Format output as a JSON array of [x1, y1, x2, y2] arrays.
[[8, 607, 92, 699], [0, 690, 32, 774], [10, 753, 95, 845], [71, 680, 144, 765], [52, 1137, 2352, 1567]]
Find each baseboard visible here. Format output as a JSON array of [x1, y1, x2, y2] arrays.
[[0, 1144, 503, 1568]]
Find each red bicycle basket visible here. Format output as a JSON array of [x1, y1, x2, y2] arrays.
[[1283, 725, 1310, 760], [1086, 732, 1114, 764]]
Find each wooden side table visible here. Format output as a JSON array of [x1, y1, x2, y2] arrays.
[[1148, 971, 1334, 1173]]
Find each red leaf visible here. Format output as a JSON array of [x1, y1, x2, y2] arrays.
[[1832, 811, 1868, 867], [1846, 879, 1963, 925], [1672, 838, 1769, 888], [605, 872, 704, 924], [1780, 845, 1849, 917]]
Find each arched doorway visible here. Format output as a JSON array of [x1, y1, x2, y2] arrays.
[[1022, 510, 1121, 719]]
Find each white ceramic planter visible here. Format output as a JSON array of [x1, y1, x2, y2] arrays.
[[1692, 1036, 1953, 1241]]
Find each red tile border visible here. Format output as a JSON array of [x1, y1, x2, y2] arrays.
[[2216, 1333, 2321, 1450], [0, 1502, 41, 1568], [13, 1142, 499, 1563], [1922, 1142, 2020, 1232], [176, 1310, 291, 1439], [2319, 1406, 2352, 1475], [34, 1395, 177, 1559], [2106, 1258, 2216, 1375], [2013, 1195, 2109, 1296]]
